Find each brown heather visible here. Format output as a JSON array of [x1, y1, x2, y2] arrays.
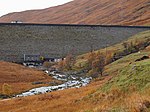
[[0, 0, 149, 25], [0, 61, 54, 95]]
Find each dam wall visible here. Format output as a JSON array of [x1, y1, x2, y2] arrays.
[[0, 23, 149, 62]]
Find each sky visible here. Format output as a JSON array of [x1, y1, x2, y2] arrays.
[[0, 0, 73, 17]]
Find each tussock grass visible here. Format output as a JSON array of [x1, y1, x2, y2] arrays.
[[0, 61, 55, 95]]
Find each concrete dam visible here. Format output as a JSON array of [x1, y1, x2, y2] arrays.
[[0, 23, 150, 62]]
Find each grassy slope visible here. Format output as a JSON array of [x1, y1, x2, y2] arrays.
[[75, 30, 150, 69], [0, 31, 150, 111], [0, 61, 55, 95], [87, 50, 150, 111], [103, 58, 150, 92]]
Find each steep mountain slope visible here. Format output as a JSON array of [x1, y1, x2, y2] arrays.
[[0, 0, 149, 25]]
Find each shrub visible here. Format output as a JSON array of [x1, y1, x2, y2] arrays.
[[43, 61, 54, 69], [86, 52, 105, 77], [57, 60, 65, 70], [2, 83, 12, 96], [105, 51, 114, 65]]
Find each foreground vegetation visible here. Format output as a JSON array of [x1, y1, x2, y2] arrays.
[[89, 51, 150, 111], [0, 61, 57, 97], [0, 30, 150, 111]]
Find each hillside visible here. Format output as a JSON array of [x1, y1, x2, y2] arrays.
[[0, 31, 150, 111], [0, 0, 149, 25], [0, 61, 55, 95], [75, 30, 150, 71]]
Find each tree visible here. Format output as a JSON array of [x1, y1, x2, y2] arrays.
[[86, 52, 96, 70], [93, 53, 105, 76], [64, 53, 75, 70]]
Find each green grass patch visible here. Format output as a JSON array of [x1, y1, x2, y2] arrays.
[[102, 58, 150, 92], [108, 107, 128, 112]]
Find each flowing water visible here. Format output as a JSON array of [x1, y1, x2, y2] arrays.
[[16, 70, 92, 97]]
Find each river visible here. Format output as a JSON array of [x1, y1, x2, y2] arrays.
[[16, 70, 92, 97]]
